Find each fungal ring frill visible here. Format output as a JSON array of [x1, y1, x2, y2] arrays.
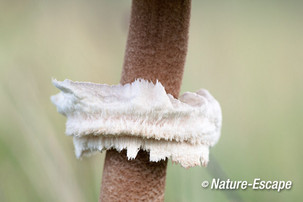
[[51, 79, 222, 168]]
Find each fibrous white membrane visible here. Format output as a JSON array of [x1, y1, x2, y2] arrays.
[[51, 79, 222, 168]]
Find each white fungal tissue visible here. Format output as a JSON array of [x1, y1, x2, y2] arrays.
[[51, 79, 222, 168]]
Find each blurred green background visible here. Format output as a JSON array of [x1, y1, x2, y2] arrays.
[[0, 0, 302, 201]]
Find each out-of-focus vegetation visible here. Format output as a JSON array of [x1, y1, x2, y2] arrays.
[[0, 0, 302, 201]]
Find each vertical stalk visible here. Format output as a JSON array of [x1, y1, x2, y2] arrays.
[[100, 0, 191, 201]]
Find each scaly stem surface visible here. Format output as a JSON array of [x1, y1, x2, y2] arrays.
[[100, 0, 191, 201]]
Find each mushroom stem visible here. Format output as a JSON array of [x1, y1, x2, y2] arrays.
[[100, 0, 191, 201]]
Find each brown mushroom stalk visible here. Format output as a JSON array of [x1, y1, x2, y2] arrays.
[[100, 0, 191, 201]]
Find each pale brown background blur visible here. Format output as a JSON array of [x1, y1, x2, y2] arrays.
[[0, 0, 302, 201]]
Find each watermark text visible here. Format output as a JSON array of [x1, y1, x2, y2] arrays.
[[201, 178, 292, 192]]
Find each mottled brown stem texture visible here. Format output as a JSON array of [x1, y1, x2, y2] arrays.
[[100, 0, 191, 201]]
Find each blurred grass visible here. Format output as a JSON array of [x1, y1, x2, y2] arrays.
[[0, 0, 302, 201]]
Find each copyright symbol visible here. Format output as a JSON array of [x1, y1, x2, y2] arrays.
[[201, 180, 209, 188]]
